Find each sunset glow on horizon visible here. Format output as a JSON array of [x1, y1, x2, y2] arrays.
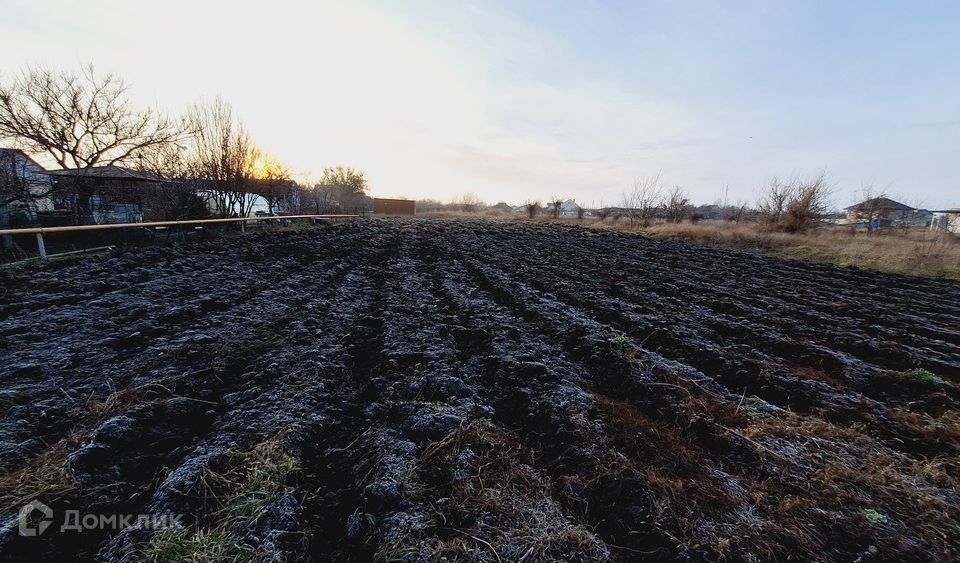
[[2, 0, 958, 209]]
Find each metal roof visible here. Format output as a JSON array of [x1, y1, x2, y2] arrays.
[[844, 197, 915, 211], [46, 165, 163, 182]]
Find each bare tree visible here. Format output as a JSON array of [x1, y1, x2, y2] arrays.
[[295, 183, 338, 214], [723, 199, 749, 223], [757, 177, 793, 225], [188, 98, 260, 218], [756, 172, 833, 233], [622, 173, 664, 228], [319, 166, 368, 193], [524, 199, 540, 219], [134, 141, 188, 180], [851, 183, 889, 234], [596, 200, 612, 221], [0, 64, 187, 170], [576, 204, 586, 220], [452, 192, 483, 212], [782, 171, 833, 233], [550, 196, 564, 219], [258, 156, 293, 214], [132, 143, 208, 221], [664, 185, 691, 223], [318, 166, 369, 214]]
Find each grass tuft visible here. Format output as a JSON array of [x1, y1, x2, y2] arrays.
[[862, 508, 887, 525], [140, 527, 256, 563], [138, 432, 300, 561], [608, 329, 629, 349], [905, 368, 946, 386]]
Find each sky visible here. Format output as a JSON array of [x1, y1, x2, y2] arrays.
[[1, 0, 958, 209]]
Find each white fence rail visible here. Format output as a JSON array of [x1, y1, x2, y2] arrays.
[[0, 214, 358, 260]]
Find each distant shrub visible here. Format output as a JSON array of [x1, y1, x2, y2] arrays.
[[524, 200, 540, 219], [757, 171, 832, 233], [550, 197, 563, 219], [664, 185, 691, 223]]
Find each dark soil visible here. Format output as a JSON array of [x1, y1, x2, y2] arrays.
[[1, 218, 958, 561]]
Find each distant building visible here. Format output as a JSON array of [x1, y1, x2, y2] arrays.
[[1, 149, 56, 249], [244, 178, 299, 216], [558, 199, 580, 217], [693, 204, 724, 220], [844, 197, 931, 229], [0, 148, 55, 221], [373, 197, 415, 215], [46, 165, 166, 225], [930, 209, 960, 234]]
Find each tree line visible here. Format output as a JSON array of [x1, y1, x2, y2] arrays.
[[423, 171, 835, 234], [0, 64, 369, 222]]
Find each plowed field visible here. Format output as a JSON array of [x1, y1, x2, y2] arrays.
[[1, 218, 958, 561]]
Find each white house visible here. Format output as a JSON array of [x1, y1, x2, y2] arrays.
[[0, 148, 55, 214], [930, 209, 960, 234], [558, 199, 592, 217], [198, 188, 296, 217]]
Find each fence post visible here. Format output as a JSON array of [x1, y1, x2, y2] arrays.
[[240, 220, 246, 234], [36, 233, 47, 260]]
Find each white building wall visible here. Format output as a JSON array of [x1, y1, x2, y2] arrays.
[[931, 212, 960, 234], [1, 150, 54, 211], [198, 190, 289, 217]]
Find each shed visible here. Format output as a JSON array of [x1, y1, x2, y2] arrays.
[[46, 165, 166, 224], [373, 198, 416, 216]]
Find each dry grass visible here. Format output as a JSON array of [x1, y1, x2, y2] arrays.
[[587, 388, 960, 560], [587, 394, 755, 556], [741, 413, 960, 556], [0, 443, 76, 511], [140, 431, 302, 563], [0, 381, 177, 512], [410, 420, 610, 562], [793, 366, 847, 390], [413, 213, 960, 279], [885, 408, 960, 453], [633, 221, 960, 280]]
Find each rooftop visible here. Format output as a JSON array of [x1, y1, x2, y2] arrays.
[[0, 147, 48, 171], [46, 165, 164, 182], [845, 197, 914, 211]]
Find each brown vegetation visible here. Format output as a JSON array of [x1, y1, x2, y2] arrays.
[[525, 199, 540, 219], [757, 171, 833, 233], [636, 221, 960, 280]]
